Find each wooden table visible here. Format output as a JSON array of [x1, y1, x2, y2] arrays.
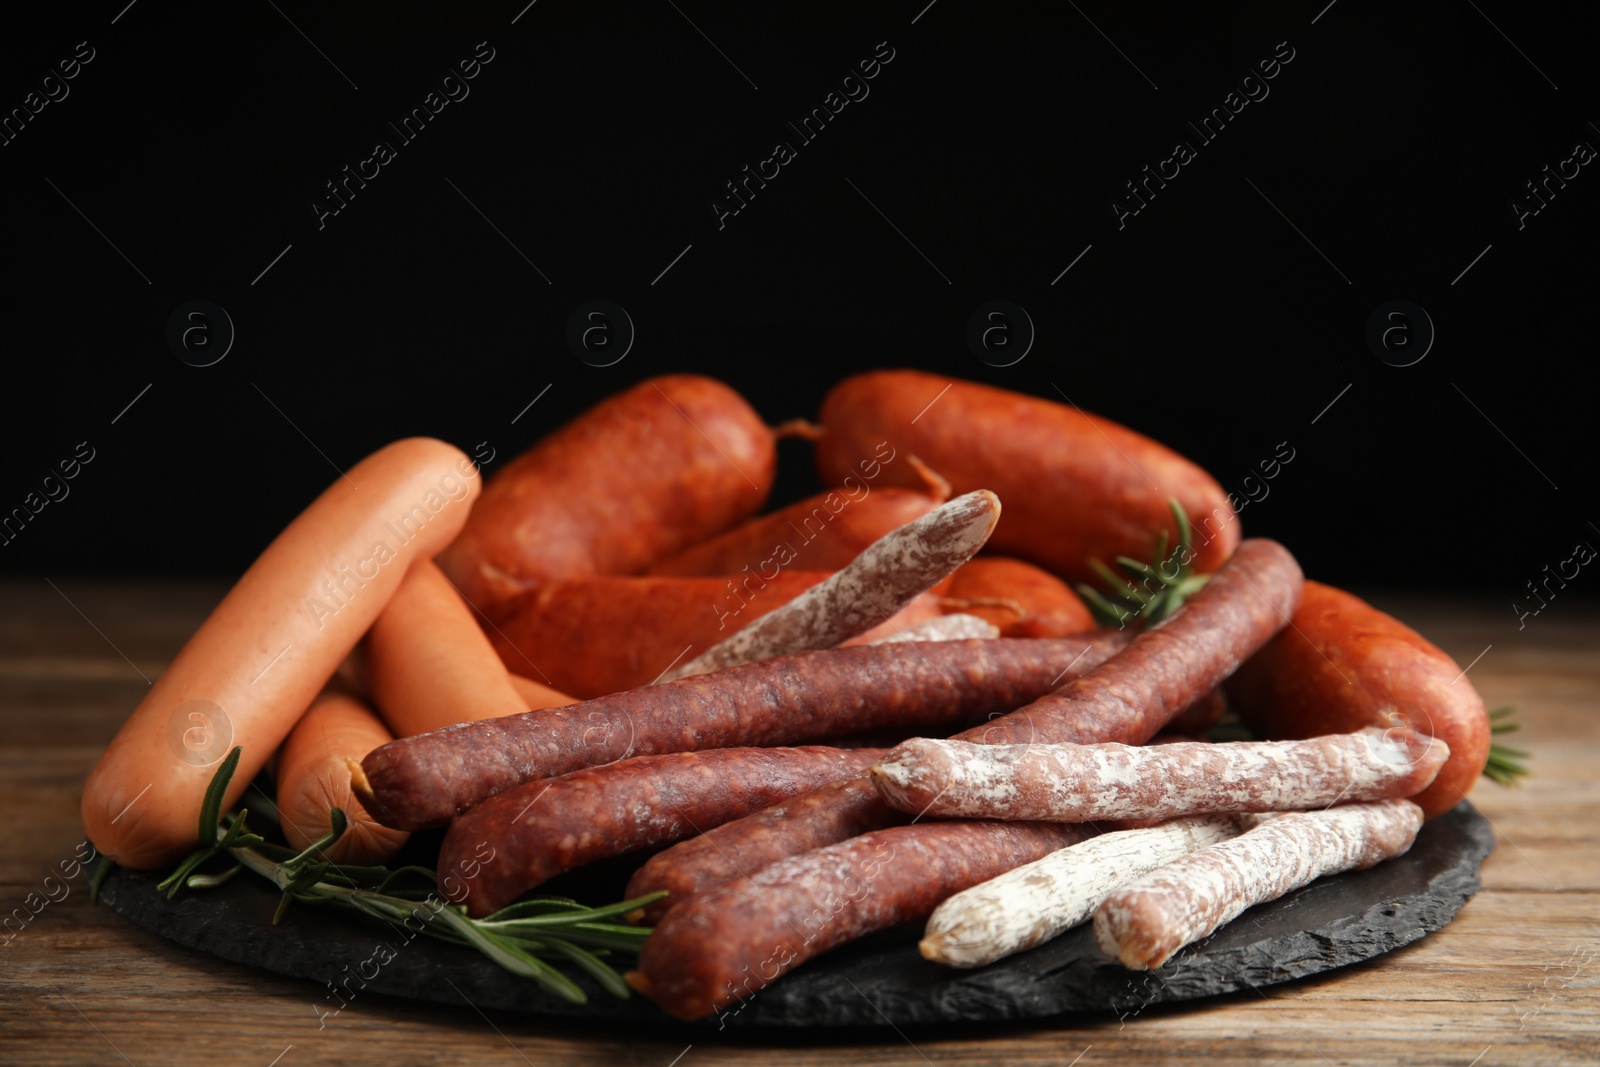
[[3, 580, 1596, 1066]]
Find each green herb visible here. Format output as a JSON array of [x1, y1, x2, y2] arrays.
[[157, 747, 663, 1004], [1078, 499, 1211, 629], [1484, 705, 1531, 786], [88, 854, 116, 904]]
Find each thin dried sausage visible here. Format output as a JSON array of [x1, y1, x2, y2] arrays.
[[627, 820, 1091, 1021], [358, 633, 1130, 830], [870, 728, 1448, 822], [440, 746, 885, 917], [1094, 799, 1424, 969], [627, 539, 1300, 921]]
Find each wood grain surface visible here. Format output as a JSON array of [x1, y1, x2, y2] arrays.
[[1, 580, 1596, 1066]]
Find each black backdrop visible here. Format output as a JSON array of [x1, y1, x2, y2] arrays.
[[1, 1, 1594, 599]]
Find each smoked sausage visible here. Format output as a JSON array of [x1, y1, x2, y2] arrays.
[[941, 557, 1093, 637], [357, 633, 1130, 831], [441, 746, 886, 916], [869, 728, 1449, 822], [806, 370, 1238, 583], [1226, 580, 1491, 818], [646, 465, 948, 578], [628, 820, 1091, 1021], [437, 376, 775, 614]]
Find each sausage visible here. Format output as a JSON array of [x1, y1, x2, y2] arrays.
[[627, 820, 1091, 1021], [626, 776, 881, 925], [436, 376, 775, 615], [1167, 686, 1227, 736], [356, 633, 1129, 831], [990, 539, 1302, 748], [941, 556, 1094, 637], [662, 491, 1000, 682], [1094, 799, 1425, 969], [870, 613, 998, 643], [921, 816, 1241, 968], [487, 572, 944, 699], [81, 438, 480, 868], [441, 746, 886, 917], [1226, 581, 1492, 818], [806, 370, 1239, 583], [505, 672, 576, 710], [869, 728, 1448, 822], [625, 539, 1300, 923], [274, 688, 411, 865], [646, 462, 948, 577], [365, 560, 537, 735]]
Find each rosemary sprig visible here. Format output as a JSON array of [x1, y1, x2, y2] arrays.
[[1483, 705, 1531, 786], [156, 747, 664, 1004], [1078, 499, 1211, 629]]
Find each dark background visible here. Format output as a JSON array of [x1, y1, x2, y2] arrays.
[[1, 1, 1593, 599]]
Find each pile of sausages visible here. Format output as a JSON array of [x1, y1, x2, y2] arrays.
[[79, 370, 1493, 1023]]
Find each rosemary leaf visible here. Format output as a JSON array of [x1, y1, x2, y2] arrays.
[[540, 938, 632, 999], [1083, 499, 1208, 629], [481, 892, 666, 928], [1481, 707, 1531, 785], [88, 856, 116, 904], [186, 864, 243, 890], [157, 847, 218, 899], [154, 746, 672, 1002], [197, 747, 243, 847]]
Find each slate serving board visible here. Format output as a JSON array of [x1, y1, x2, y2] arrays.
[[93, 802, 1493, 1028]]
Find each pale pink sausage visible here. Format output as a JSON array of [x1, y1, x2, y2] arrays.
[[275, 688, 410, 865], [81, 438, 481, 868], [365, 559, 547, 736]]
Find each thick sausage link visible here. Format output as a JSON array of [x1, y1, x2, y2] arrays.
[[810, 371, 1239, 583], [358, 633, 1129, 830], [942, 557, 1094, 637], [441, 747, 884, 917], [1227, 581, 1491, 818], [437, 375, 776, 614], [628, 820, 1090, 1021], [647, 485, 947, 577]]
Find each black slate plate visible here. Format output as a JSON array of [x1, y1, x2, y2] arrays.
[[94, 802, 1493, 1028]]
